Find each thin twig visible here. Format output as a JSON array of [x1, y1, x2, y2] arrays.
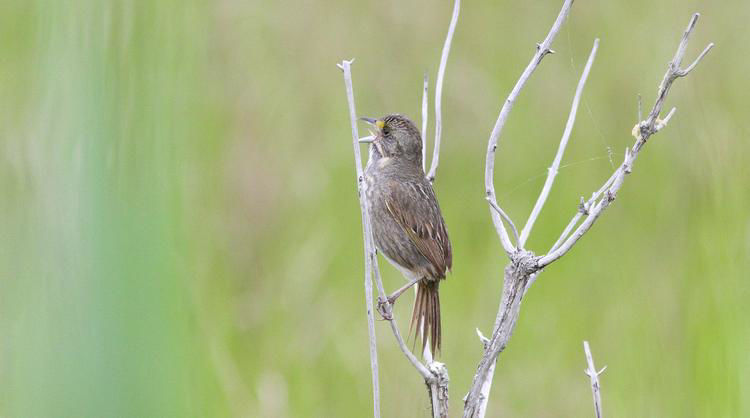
[[583, 341, 606, 418], [338, 59, 381, 418], [538, 13, 712, 268], [548, 170, 617, 254], [519, 38, 599, 247], [486, 197, 519, 247], [422, 72, 429, 174], [427, 0, 460, 183], [484, 0, 574, 257]]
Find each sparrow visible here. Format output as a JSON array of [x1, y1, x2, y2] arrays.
[[360, 114, 452, 354]]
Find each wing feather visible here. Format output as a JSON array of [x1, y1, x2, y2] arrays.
[[384, 180, 452, 278]]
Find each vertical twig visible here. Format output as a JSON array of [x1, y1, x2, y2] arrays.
[[337, 59, 380, 418], [583, 341, 606, 418], [519, 38, 599, 247], [426, 0, 460, 183]]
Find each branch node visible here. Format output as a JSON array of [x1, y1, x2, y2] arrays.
[[476, 328, 490, 348], [511, 249, 539, 276], [578, 196, 589, 215], [336, 58, 355, 71], [536, 42, 555, 56], [623, 148, 632, 174], [583, 341, 604, 418], [654, 107, 677, 132]]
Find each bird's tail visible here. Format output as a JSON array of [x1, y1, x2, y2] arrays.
[[410, 280, 441, 355]]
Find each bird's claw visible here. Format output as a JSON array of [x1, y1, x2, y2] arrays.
[[377, 296, 393, 320]]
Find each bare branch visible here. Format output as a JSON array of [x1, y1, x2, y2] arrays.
[[548, 170, 617, 254], [486, 197, 520, 247], [680, 42, 714, 75], [473, 329, 494, 418], [427, 0, 460, 183], [484, 0, 574, 257], [538, 13, 712, 268], [338, 59, 381, 418], [464, 256, 535, 417], [583, 341, 606, 418], [644, 13, 713, 129], [422, 72, 429, 174], [466, 2, 575, 414], [519, 38, 600, 247]]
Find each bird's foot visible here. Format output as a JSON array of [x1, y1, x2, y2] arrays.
[[376, 296, 394, 321]]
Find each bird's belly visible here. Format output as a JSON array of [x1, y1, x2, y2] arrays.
[[381, 252, 422, 283]]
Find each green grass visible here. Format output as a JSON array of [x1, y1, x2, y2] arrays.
[[0, 1, 747, 416]]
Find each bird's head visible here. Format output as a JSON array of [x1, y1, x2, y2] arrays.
[[360, 114, 422, 164]]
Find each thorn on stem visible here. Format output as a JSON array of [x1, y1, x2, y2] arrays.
[[578, 197, 589, 215], [476, 328, 490, 348]]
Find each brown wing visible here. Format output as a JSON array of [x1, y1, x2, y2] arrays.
[[384, 179, 452, 279]]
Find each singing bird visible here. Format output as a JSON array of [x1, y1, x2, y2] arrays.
[[360, 114, 452, 354]]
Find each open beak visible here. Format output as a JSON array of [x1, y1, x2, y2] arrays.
[[359, 117, 377, 143]]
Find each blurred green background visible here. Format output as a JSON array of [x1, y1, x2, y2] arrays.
[[1, 0, 747, 416]]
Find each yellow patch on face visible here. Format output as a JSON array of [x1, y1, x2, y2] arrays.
[[375, 120, 385, 130]]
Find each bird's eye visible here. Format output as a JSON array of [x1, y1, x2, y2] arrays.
[[382, 125, 390, 135]]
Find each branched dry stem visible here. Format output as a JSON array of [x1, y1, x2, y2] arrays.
[[583, 341, 606, 418], [465, 8, 712, 418], [538, 13, 712, 267], [519, 38, 599, 247], [482, 0, 575, 259], [427, 0, 460, 183]]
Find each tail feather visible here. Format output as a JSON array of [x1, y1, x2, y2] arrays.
[[410, 280, 441, 355]]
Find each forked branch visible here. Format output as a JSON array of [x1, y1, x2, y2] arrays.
[[466, 8, 712, 418], [538, 13, 713, 267], [427, 0, 461, 183], [583, 341, 606, 418], [519, 38, 600, 247], [483, 0, 575, 256], [464, 1, 576, 414]]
